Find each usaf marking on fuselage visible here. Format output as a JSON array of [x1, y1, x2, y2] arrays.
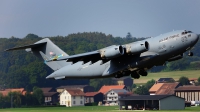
[[5, 30, 199, 79]]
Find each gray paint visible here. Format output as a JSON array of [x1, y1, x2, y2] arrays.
[[6, 30, 199, 79], [159, 96, 185, 110]]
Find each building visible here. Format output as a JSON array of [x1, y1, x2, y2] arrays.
[[98, 85, 127, 94], [188, 78, 198, 85], [149, 82, 180, 95], [104, 89, 132, 105], [112, 77, 133, 90], [57, 85, 94, 93], [119, 95, 185, 110], [0, 88, 26, 96], [59, 89, 85, 107], [40, 87, 58, 105], [157, 78, 175, 83], [175, 85, 200, 103], [84, 92, 103, 104]]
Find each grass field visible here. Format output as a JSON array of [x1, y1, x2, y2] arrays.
[[134, 70, 200, 83], [0, 106, 200, 112]]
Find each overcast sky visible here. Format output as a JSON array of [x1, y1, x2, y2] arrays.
[[0, 0, 200, 38]]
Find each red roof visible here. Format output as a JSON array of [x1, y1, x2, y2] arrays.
[[85, 92, 100, 96], [66, 89, 85, 96], [98, 85, 125, 94], [0, 88, 26, 96], [40, 87, 53, 92]]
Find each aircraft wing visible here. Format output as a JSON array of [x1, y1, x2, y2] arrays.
[[50, 50, 103, 64]]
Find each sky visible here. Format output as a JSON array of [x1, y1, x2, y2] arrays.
[[0, 0, 200, 38]]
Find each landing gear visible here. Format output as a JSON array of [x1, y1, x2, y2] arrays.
[[130, 71, 140, 79], [138, 70, 148, 76], [115, 74, 120, 78], [188, 51, 193, 56]]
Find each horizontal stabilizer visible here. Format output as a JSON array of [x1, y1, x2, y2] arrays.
[[5, 42, 47, 51]]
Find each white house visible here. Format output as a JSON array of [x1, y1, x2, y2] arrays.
[[59, 89, 85, 107], [105, 89, 132, 106]]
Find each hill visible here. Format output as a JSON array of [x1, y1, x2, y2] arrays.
[[134, 70, 200, 83]]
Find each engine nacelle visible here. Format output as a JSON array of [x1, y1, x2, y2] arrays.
[[100, 45, 124, 59], [125, 41, 149, 55]]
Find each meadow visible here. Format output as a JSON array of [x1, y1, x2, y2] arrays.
[[0, 106, 200, 112], [134, 70, 200, 83]]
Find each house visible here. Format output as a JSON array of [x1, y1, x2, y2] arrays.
[[98, 85, 127, 95], [40, 87, 58, 105], [157, 78, 175, 83], [112, 77, 133, 91], [0, 88, 26, 96], [175, 85, 200, 104], [119, 95, 185, 110], [59, 89, 85, 107], [57, 85, 94, 93], [84, 92, 103, 104], [104, 89, 132, 105], [188, 78, 198, 85], [149, 82, 180, 95]]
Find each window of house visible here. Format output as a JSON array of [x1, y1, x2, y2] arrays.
[[73, 96, 76, 99], [80, 101, 82, 104], [48, 97, 51, 101], [65, 96, 66, 99], [73, 101, 76, 104], [80, 96, 82, 99]]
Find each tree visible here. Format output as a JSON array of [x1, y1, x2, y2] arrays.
[[126, 32, 132, 38], [179, 76, 190, 85], [134, 85, 149, 95], [145, 79, 155, 90], [32, 87, 44, 105]]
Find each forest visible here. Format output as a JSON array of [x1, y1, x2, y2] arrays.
[[0, 32, 200, 91]]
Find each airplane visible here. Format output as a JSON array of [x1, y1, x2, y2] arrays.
[[5, 30, 199, 80]]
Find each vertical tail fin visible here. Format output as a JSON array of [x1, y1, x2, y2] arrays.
[[6, 38, 70, 70]]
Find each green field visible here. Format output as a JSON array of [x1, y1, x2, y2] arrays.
[[0, 106, 200, 112], [134, 70, 200, 83]]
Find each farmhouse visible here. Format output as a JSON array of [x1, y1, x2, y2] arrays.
[[149, 82, 180, 95], [104, 89, 132, 105], [84, 92, 103, 104], [57, 85, 94, 93], [40, 87, 58, 105], [59, 89, 85, 107]]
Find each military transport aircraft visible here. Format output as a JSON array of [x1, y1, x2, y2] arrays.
[[5, 30, 199, 79]]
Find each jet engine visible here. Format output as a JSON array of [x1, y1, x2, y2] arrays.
[[125, 41, 149, 55], [100, 45, 124, 59], [168, 54, 183, 62]]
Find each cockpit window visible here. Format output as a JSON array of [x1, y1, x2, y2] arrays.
[[182, 31, 192, 35]]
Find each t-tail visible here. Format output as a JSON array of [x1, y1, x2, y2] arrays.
[[5, 38, 69, 71]]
